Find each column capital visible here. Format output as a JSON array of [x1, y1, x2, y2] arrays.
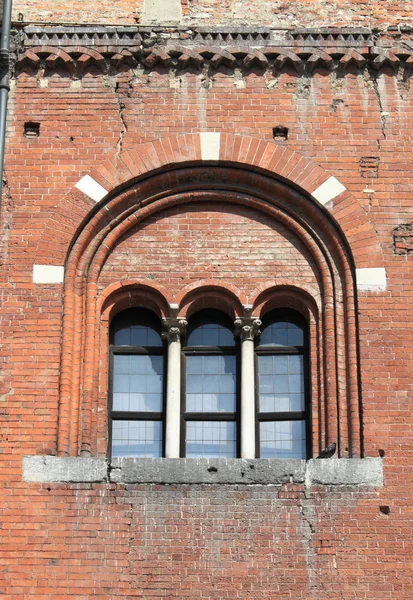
[[234, 317, 262, 342], [162, 317, 187, 343]]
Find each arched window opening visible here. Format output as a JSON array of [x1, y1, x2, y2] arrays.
[[182, 310, 239, 458], [109, 308, 165, 458], [255, 309, 310, 459]]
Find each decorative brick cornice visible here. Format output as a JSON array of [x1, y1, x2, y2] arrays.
[[14, 25, 413, 77]]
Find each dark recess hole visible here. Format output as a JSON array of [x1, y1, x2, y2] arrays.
[[379, 505, 390, 515], [378, 449, 385, 458], [207, 466, 218, 473], [273, 126, 288, 140], [24, 122, 40, 138]]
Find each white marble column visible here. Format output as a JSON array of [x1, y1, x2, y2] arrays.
[[162, 318, 187, 458], [235, 317, 261, 459]]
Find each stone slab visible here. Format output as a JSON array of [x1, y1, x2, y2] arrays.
[[110, 458, 306, 484], [75, 175, 108, 203], [142, 0, 181, 25], [33, 264, 64, 284], [356, 267, 387, 291], [23, 456, 108, 483], [311, 175, 346, 206], [23, 456, 383, 486], [306, 457, 383, 486]]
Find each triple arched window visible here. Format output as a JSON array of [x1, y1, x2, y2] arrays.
[[109, 307, 309, 459]]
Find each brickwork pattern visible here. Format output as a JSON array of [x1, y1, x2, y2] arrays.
[[9, 0, 413, 27], [98, 205, 318, 295], [1, 13, 413, 600]]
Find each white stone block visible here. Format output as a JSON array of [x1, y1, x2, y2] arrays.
[[33, 265, 64, 284], [75, 174, 108, 203], [356, 267, 387, 291], [312, 176, 347, 206], [200, 132, 221, 161], [142, 0, 181, 24]]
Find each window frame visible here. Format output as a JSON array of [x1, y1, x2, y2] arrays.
[[254, 309, 312, 460], [108, 308, 167, 460], [180, 310, 241, 459]]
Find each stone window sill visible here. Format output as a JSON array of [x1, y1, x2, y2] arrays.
[[23, 456, 383, 486]]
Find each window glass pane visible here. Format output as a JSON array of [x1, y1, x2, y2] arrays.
[[187, 323, 234, 346], [111, 420, 162, 457], [258, 355, 304, 412], [259, 321, 304, 347], [113, 323, 162, 346], [186, 421, 236, 458], [113, 354, 163, 411], [186, 355, 236, 412], [260, 420, 306, 459]]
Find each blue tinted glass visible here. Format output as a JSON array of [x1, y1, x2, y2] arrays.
[[111, 420, 162, 457], [186, 355, 236, 412], [259, 321, 303, 347], [113, 324, 162, 346], [260, 420, 306, 459], [186, 421, 236, 458], [187, 322, 234, 346], [113, 354, 163, 411], [258, 355, 304, 412]]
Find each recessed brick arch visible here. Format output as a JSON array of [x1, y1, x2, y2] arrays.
[[35, 133, 383, 270], [52, 162, 367, 460], [42, 133, 385, 460]]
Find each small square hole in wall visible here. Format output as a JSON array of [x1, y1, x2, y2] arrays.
[[273, 126, 289, 140], [24, 122, 40, 138]]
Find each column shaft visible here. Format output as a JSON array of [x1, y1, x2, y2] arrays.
[[165, 337, 181, 458], [163, 319, 187, 458], [240, 337, 256, 459], [235, 317, 261, 459]]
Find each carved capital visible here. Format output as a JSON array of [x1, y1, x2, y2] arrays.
[[162, 318, 187, 343], [234, 317, 261, 342]]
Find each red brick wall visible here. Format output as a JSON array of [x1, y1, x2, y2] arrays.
[[9, 0, 413, 27], [98, 205, 318, 296], [1, 12, 413, 600]]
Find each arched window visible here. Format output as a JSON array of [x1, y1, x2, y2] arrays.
[[182, 310, 239, 458], [109, 308, 165, 458], [255, 310, 310, 459]]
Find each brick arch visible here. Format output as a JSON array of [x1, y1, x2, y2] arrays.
[[36, 133, 383, 270], [49, 136, 377, 460], [177, 282, 246, 321]]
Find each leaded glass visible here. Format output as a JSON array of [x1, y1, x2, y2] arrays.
[[259, 321, 303, 347], [258, 355, 304, 413], [111, 420, 163, 458], [186, 421, 236, 458], [260, 420, 306, 459], [187, 321, 234, 346], [113, 354, 163, 412], [186, 355, 236, 412]]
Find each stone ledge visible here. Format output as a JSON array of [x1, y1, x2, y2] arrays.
[[23, 456, 383, 486], [23, 456, 108, 483]]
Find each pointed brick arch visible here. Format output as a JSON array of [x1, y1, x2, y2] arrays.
[[36, 133, 383, 270]]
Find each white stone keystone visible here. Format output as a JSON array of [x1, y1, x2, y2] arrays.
[[75, 175, 108, 203], [200, 132, 221, 161], [312, 176, 347, 206], [33, 265, 64, 284]]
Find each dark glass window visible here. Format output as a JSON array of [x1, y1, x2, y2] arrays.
[[255, 310, 310, 459], [109, 308, 165, 458], [182, 310, 238, 458]]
